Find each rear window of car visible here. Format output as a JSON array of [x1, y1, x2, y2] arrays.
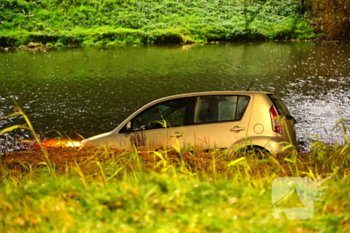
[[267, 94, 292, 117]]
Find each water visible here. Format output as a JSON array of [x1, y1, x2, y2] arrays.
[[1, 42, 349, 150]]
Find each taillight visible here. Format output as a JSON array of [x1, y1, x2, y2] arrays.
[[269, 105, 282, 134]]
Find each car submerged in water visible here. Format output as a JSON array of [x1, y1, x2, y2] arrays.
[[81, 91, 298, 154]]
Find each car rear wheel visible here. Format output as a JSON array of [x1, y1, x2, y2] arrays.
[[235, 146, 270, 159]]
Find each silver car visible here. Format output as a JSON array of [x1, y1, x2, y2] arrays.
[[82, 91, 297, 154]]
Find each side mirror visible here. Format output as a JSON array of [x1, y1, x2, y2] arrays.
[[126, 121, 132, 132]]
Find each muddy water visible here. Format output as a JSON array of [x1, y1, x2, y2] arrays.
[[1, 42, 349, 150]]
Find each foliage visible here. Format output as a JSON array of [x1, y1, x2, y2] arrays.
[[306, 0, 350, 40], [0, 0, 314, 46]]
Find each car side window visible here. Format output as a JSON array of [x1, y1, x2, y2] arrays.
[[194, 95, 250, 124], [130, 98, 188, 131], [236, 96, 250, 119]]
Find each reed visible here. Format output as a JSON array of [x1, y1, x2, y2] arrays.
[[0, 106, 56, 177]]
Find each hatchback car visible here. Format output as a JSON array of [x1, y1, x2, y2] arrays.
[[81, 91, 297, 154]]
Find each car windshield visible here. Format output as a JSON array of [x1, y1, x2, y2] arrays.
[[268, 94, 292, 117]]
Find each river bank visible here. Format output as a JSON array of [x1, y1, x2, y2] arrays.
[[1, 0, 315, 47]]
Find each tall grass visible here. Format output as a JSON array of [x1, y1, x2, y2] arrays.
[[1, 109, 349, 231], [0, 106, 56, 176], [1, 140, 349, 232]]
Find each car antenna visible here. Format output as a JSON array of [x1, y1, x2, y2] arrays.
[[246, 79, 257, 91]]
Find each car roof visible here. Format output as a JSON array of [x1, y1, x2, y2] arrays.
[[149, 90, 274, 104]]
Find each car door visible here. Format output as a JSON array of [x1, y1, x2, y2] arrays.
[[116, 97, 191, 148], [168, 95, 253, 149]]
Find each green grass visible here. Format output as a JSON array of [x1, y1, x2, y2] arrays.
[[0, 0, 314, 47], [0, 147, 349, 232], [0, 105, 349, 232]]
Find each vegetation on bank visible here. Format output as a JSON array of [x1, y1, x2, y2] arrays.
[[1, 0, 349, 47], [1, 142, 349, 232], [0, 0, 318, 47], [0, 104, 350, 232], [307, 0, 350, 40]]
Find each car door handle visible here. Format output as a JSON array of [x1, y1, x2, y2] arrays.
[[170, 132, 183, 138], [230, 126, 245, 132]]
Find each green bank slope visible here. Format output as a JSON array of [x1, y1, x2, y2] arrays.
[[0, 0, 314, 47]]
